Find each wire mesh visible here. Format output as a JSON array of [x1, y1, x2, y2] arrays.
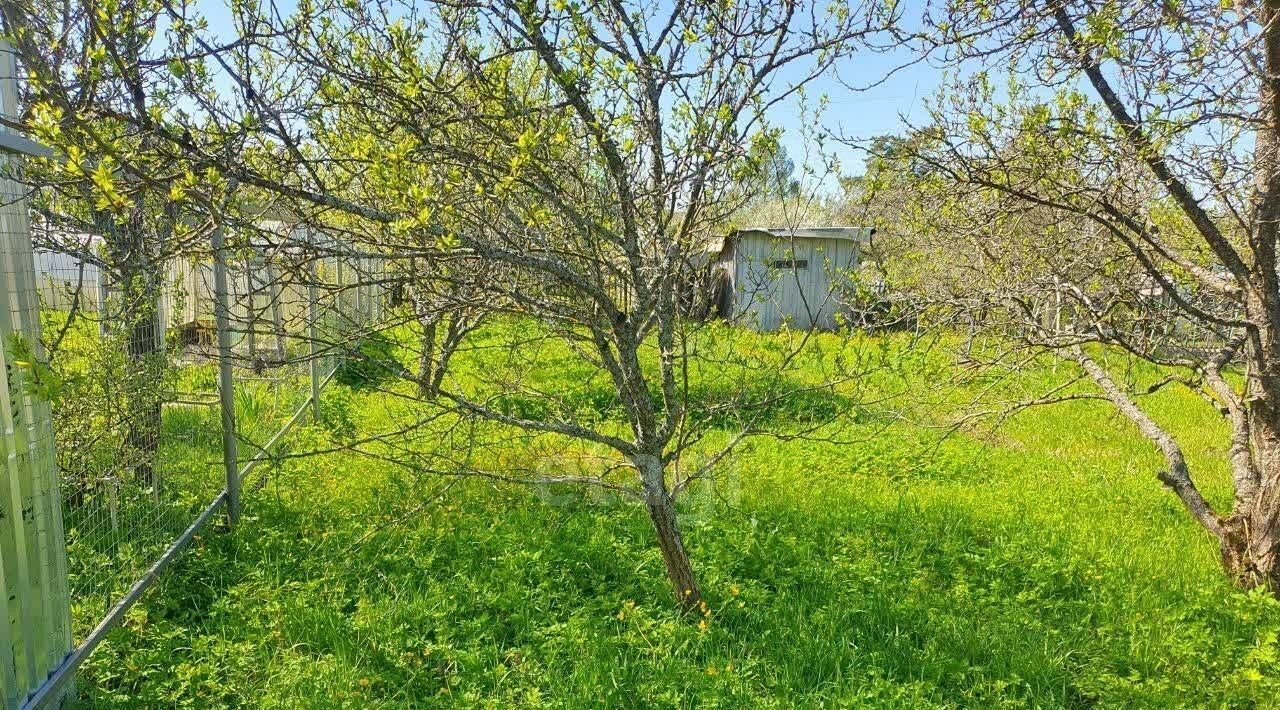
[[37, 220, 213, 641], [33, 218, 371, 644]]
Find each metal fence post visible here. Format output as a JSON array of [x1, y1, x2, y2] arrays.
[[307, 233, 321, 420], [96, 274, 109, 339], [335, 252, 344, 318], [243, 267, 256, 363], [211, 226, 240, 527]]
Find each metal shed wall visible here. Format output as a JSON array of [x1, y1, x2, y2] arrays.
[[729, 229, 864, 331]]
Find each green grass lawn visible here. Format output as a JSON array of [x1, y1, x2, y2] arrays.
[[45, 308, 333, 642], [70, 327, 1280, 708]]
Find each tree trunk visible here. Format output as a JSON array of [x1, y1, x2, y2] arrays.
[[1218, 515, 1280, 590], [1072, 346, 1280, 591], [1222, 417, 1280, 591], [267, 262, 288, 364], [1235, 0, 1280, 593], [124, 307, 162, 487], [634, 453, 702, 609], [107, 210, 164, 490], [121, 253, 163, 490], [417, 313, 437, 397]]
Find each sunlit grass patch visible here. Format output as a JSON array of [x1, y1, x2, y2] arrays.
[[72, 324, 1280, 707]]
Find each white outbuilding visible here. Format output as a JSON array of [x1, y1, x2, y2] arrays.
[[708, 227, 875, 331]]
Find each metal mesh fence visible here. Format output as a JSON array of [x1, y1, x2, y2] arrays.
[[33, 220, 378, 645], [0, 35, 388, 706]]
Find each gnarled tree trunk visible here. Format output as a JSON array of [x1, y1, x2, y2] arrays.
[[1221, 393, 1280, 589], [1079, 342, 1280, 593], [634, 453, 702, 608], [1217, 514, 1280, 590], [103, 209, 165, 489], [416, 312, 437, 397], [123, 292, 162, 488]]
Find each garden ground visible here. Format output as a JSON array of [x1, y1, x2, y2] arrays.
[[73, 330, 1280, 708]]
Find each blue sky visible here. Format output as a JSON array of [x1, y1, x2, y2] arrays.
[[199, 0, 931, 182], [771, 49, 936, 182]]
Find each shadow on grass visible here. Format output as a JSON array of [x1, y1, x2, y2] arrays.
[[73, 461, 1275, 708], [489, 374, 875, 432]]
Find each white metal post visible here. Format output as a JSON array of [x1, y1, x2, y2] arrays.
[[211, 226, 240, 526], [96, 273, 109, 339], [335, 253, 344, 318], [307, 231, 321, 420]]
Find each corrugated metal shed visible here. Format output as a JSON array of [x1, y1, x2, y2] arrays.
[[716, 227, 874, 331]]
